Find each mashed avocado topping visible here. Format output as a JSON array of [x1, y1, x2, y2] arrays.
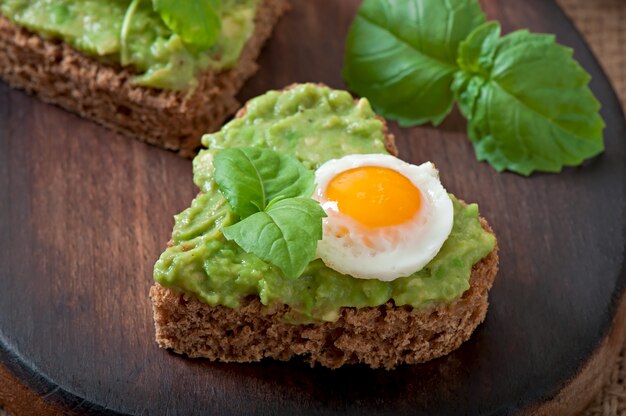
[[153, 84, 496, 322], [0, 0, 257, 90]]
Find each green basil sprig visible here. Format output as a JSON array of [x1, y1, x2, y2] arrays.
[[213, 148, 326, 279], [453, 22, 604, 175], [343, 0, 605, 175]]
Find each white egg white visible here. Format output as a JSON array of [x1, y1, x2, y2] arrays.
[[313, 154, 454, 281]]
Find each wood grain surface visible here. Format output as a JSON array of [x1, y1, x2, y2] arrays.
[[0, 0, 625, 415]]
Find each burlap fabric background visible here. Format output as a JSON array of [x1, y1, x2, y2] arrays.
[[0, 0, 624, 415], [557, 0, 625, 112]]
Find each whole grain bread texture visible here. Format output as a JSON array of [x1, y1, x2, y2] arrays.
[[151, 219, 498, 370], [0, 0, 289, 156], [149, 106, 498, 369]]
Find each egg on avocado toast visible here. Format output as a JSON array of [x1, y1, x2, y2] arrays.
[[150, 84, 498, 369]]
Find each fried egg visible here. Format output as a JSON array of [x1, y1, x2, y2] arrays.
[[313, 154, 453, 281]]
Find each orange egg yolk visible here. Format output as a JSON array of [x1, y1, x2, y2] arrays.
[[325, 166, 422, 228]]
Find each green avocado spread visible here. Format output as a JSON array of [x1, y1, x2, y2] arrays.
[[0, 0, 257, 90], [153, 84, 496, 322]]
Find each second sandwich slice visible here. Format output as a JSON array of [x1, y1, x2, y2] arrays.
[[0, 0, 288, 154]]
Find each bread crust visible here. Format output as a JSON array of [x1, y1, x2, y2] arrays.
[[0, 0, 289, 156], [150, 217, 498, 370]]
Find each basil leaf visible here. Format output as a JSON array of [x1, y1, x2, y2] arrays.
[[453, 22, 605, 175], [213, 147, 315, 219], [222, 198, 326, 279], [152, 0, 222, 50], [214, 148, 324, 278], [343, 0, 485, 126]]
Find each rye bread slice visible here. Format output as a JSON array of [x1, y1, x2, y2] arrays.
[[148, 101, 499, 369], [0, 0, 289, 156], [150, 218, 498, 370]]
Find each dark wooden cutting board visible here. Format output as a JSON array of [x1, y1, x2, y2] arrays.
[[0, 0, 624, 415]]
